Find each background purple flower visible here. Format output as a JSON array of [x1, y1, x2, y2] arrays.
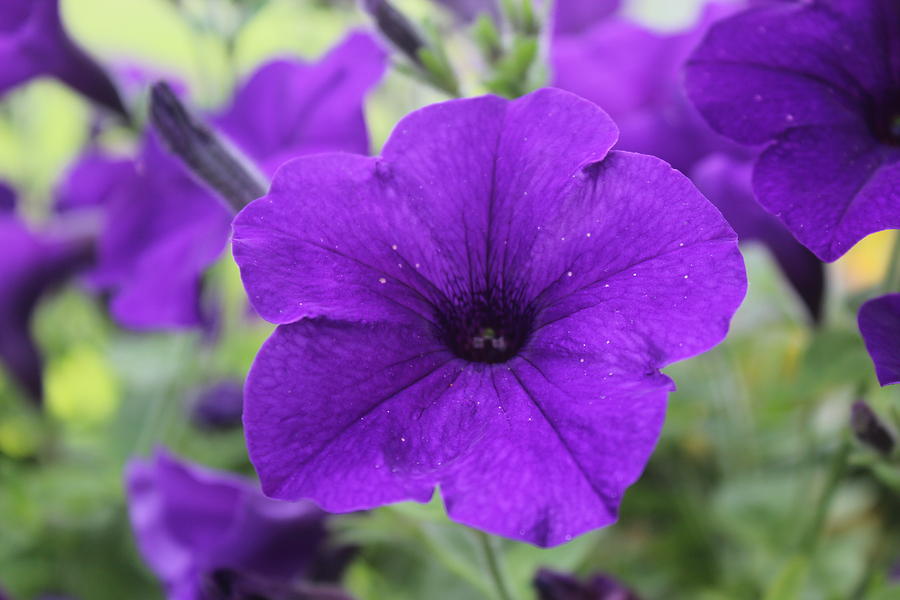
[[72, 31, 386, 330], [232, 88, 746, 546], [0, 181, 15, 212], [858, 294, 900, 387], [216, 31, 387, 177], [126, 449, 329, 600], [190, 379, 244, 431], [552, 1, 824, 320], [54, 149, 132, 214], [685, 0, 900, 262], [534, 567, 640, 600], [552, 0, 621, 36], [0, 210, 93, 402], [691, 154, 824, 321], [0, 0, 126, 116], [850, 399, 895, 455], [87, 135, 231, 330]]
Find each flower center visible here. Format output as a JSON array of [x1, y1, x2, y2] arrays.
[[436, 290, 534, 364]]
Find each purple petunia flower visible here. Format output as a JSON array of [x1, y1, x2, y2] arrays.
[[685, 0, 900, 262], [54, 148, 132, 214], [850, 399, 895, 455], [533, 567, 640, 600], [86, 135, 231, 329], [0, 181, 14, 213], [215, 32, 387, 177], [0, 0, 126, 116], [190, 379, 244, 431], [858, 294, 900, 387], [232, 88, 746, 546], [552, 2, 824, 320], [552, 0, 621, 36], [0, 207, 93, 403], [75, 31, 386, 330], [126, 449, 331, 600]]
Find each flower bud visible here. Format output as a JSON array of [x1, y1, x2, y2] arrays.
[[851, 400, 895, 456]]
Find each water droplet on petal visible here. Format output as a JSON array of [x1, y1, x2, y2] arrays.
[[378, 277, 387, 284]]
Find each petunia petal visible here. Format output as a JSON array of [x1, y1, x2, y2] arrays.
[[233, 89, 618, 327], [685, 1, 887, 145], [0, 0, 127, 115], [92, 137, 231, 329], [552, 0, 621, 36], [126, 450, 329, 596], [858, 294, 900, 386], [243, 318, 512, 509], [0, 215, 92, 402], [54, 150, 133, 213], [217, 31, 386, 175], [442, 359, 670, 547], [511, 151, 745, 365], [753, 126, 900, 262]]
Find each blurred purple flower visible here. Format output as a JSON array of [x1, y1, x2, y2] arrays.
[[534, 568, 640, 600], [64, 31, 386, 330], [0, 207, 93, 403], [216, 31, 387, 176], [84, 135, 231, 330], [553, 2, 824, 320], [190, 379, 244, 431], [850, 399, 895, 455], [859, 294, 900, 387], [552, 0, 621, 36], [685, 0, 900, 262], [232, 88, 746, 546], [691, 154, 824, 321], [54, 149, 132, 214], [0, 181, 15, 213], [0, 0, 126, 116], [126, 449, 332, 600]]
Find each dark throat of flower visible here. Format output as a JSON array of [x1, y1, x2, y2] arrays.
[[868, 92, 900, 146], [435, 287, 535, 364]]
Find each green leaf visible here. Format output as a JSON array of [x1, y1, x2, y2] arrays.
[[762, 556, 808, 600]]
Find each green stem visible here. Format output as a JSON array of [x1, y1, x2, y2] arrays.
[[475, 531, 515, 600], [882, 232, 900, 294], [801, 437, 851, 553]]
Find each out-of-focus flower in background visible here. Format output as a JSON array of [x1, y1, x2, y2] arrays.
[[0, 194, 94, 403], [685, 0, 900, 262], [189, 378, 244, 431], [125, 449, 344, 600], [0, 0, 127, 117], [859, 294, 900, 387], [850, 400, 895, 456], [533, 567, 640, 600], [59, 31, 387, 331]]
